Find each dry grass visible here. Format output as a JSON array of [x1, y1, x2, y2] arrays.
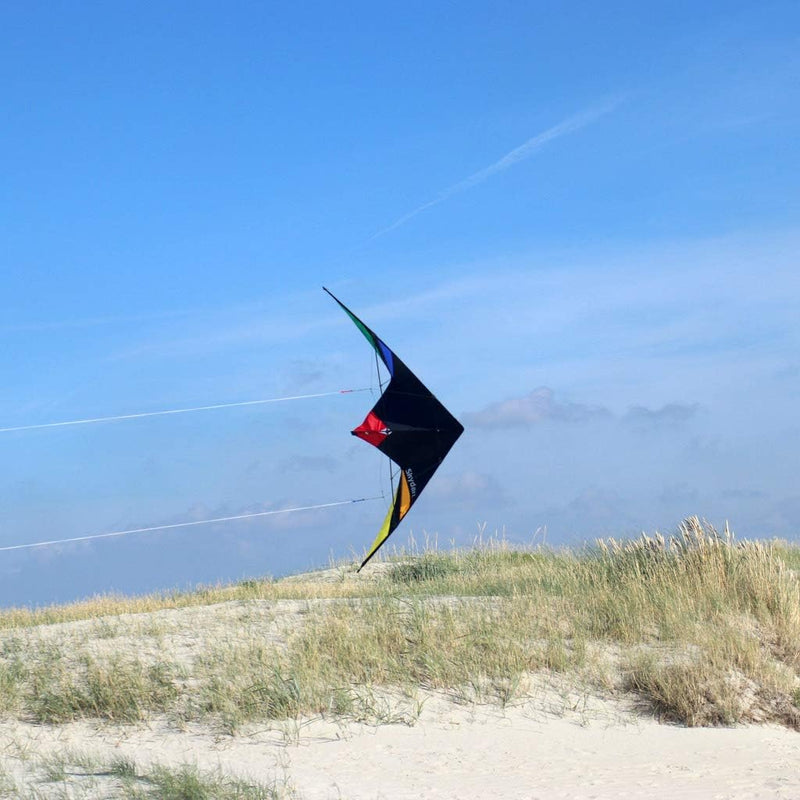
[[0, 517, 798, 732], [0, 749, 285, 799]]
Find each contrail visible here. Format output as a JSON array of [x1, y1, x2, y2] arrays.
[[0, 497, 380, 553], [370, 99, 622, 240], [0, 388, 369, 434]]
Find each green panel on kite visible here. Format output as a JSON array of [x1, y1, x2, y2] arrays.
[[324, 288, 379, 354]]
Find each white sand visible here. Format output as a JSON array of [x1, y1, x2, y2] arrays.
[[2, 693, 798, 798]]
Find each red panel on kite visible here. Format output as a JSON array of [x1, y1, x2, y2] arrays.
[[352, 410, 390, 447]]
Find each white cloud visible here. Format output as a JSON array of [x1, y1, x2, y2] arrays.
[[464, 387, 611, 429], [280, 455, 339, 474], [427, 470, 508, 508], [623, 403, 700, 429], [369, 99, 623, 240]]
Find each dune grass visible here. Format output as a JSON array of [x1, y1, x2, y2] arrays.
[[0, 517, 798, 731], [0, 750, 285, 799]]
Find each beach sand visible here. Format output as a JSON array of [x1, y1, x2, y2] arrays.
[[1, 689, 798, 798]]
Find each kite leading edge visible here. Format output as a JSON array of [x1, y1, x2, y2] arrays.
[[324, 288, 464, 570]]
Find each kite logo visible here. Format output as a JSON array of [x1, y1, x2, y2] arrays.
[[405, 468, 417, 497]]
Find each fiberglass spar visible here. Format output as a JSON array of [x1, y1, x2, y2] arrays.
[[325, 288, 464, 570]]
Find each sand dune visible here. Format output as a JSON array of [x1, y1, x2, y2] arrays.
[[2, 538, 799, 798]]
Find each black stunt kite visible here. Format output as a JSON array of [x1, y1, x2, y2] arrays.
[[325, 288, 464, 569]]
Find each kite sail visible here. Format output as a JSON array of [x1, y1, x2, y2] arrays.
[[325, 288, 464, 570]]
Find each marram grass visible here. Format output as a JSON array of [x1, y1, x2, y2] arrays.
[[0, 517, 798, 730], [0, 750, 284, 799]]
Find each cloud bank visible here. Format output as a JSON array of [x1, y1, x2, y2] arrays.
[[623, 403, 700, 428], [464, 387, 611, 429], [465, 388, 700, 432]]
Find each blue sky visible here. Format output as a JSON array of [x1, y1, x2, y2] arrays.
[[2, 1, 799, 606]]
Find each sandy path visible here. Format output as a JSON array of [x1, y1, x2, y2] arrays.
[[2, 695, 798, 799]]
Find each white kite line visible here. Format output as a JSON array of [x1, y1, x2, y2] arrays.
[[0, 388, 370, 434], [0, 497, 381, 553]]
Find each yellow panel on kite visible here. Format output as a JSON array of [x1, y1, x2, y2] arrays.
[[360, 472, 414, 568], [361, 495, 396, 568]]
